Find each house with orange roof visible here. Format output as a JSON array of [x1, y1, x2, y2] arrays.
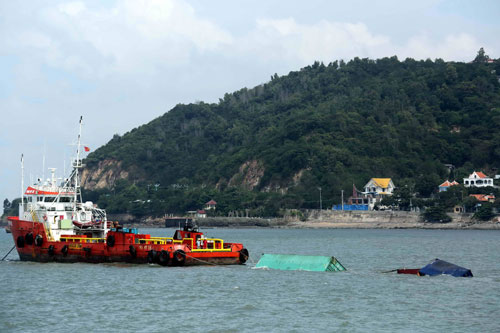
[[438, 180, 459, 192], [469, 194, 495, 203], [463, 171, 493, 188]]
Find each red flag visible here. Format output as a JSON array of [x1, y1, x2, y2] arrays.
[[84, 146, 90, 152]]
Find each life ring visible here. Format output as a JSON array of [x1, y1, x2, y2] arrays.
[[61, 245, 69, 256], [158, 250, 170, 266], [106, 234, 115, 247], [48, 245, 55, 256], [17, 235, 25, 248], [35, 234, 43, 247], [147, 250, 157, 264], [129, 245, 137, 258], [25, 233, 34, 245], [239, 248, 249, 264], [172, 250, 186, 266]]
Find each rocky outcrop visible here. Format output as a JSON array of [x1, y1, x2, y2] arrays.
[[81, 159, 129, 190], [228, 160, 265, 190]]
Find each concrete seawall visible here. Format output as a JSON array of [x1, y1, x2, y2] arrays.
[[294, 210, 499, 229], [113, 210, 500, 230]]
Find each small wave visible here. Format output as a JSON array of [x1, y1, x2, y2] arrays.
[[237, 304, 258, 311]]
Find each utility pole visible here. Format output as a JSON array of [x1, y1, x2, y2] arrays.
[[318, 187, 322, 211], [341, 190, 344, 211]]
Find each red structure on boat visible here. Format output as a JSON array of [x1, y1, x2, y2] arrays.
[[9, 218, 249, 266], [7, 117, 249, 266]]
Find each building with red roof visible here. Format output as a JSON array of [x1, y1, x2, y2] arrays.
[[438, 180, 459, 192], [463, 171, 493, 188], [469, 194, 495, 203], [204, 200, 217, 210]]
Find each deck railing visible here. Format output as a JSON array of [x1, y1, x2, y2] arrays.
[[60, 237, 105, 243], [136, 237, 231, 252]]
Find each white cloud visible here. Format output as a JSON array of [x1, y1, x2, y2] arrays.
[[33, 0, 233, 76], [3, 1, 490, 81], [239, 18, 391, 65], [400, 33, 481, 61]]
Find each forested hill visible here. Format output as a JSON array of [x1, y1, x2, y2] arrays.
[[82, 53, 500, 216]]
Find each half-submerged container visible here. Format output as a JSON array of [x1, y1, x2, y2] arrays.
[[256, 254, 346, 272]]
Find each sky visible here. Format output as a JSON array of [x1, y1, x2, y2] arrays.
[[1, 0, 499, 213]]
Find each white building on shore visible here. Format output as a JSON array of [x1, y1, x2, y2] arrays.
[[463, 171, 493, 188]]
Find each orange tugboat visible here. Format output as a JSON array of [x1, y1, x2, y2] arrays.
[[7, 117, 249, 266]]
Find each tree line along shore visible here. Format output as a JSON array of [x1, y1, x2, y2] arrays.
[[108, 210, 500, 230]]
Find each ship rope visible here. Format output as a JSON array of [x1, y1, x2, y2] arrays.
[[1, 245, 16, 261], [183, 253, 228, 267]]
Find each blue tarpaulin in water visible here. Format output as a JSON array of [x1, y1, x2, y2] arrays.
[[419, 259, 473, 277]]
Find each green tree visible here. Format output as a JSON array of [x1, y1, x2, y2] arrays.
[[3, 198, 11, 211], [437, 185, 466, 209], [415, 174, 440, 198], [473, 203, 494, 221], [422, 205, 452, 223], [473, 47, 489, 63], [463, 196, 478, 213]]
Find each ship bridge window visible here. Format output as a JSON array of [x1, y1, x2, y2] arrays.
[[44, 197, 56, 202], [59, 197, 74, 203], [37, 197, 43, 202]]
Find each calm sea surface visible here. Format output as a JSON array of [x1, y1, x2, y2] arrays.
[[0, 228, 499, 332]]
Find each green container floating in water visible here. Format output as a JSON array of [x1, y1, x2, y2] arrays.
[[255, 254, 346, 272]]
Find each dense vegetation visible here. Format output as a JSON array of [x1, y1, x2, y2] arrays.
[[78, 50, 500, 217]]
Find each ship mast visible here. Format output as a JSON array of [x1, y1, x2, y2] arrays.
[[21, 154, 24, 215], [73, 116, 83, 214]]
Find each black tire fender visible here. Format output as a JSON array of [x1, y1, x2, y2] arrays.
[[147, 250, 157, 264], [48, 245, 55, 256], [35, 234, 43, 247], [158, 250, 170, 266], [17, 235, 25, 248], [172, 250, 186, 266], [106, 234, 115, 247], [129, 245, 137, 258], [61, 245, 69, 256], [25, 233, 34, 245], [239, 248, 249, 264]]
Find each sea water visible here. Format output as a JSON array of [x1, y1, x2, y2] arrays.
[[0, 228, 499, 332]]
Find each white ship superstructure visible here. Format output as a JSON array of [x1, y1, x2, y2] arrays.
[[18, 116, 108, 241]]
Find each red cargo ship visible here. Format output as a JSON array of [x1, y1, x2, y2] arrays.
[[8, 117, 249, 266]]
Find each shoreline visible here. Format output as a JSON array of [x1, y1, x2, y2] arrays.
[[118, 210, 500, 230], [4, 210, 498, 231]]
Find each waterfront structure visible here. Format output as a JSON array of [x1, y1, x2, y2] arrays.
[[463, 171, 493, 188]]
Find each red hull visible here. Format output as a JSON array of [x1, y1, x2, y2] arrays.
[[8, 217, 248, 266], [397, 268, 421, 275]]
